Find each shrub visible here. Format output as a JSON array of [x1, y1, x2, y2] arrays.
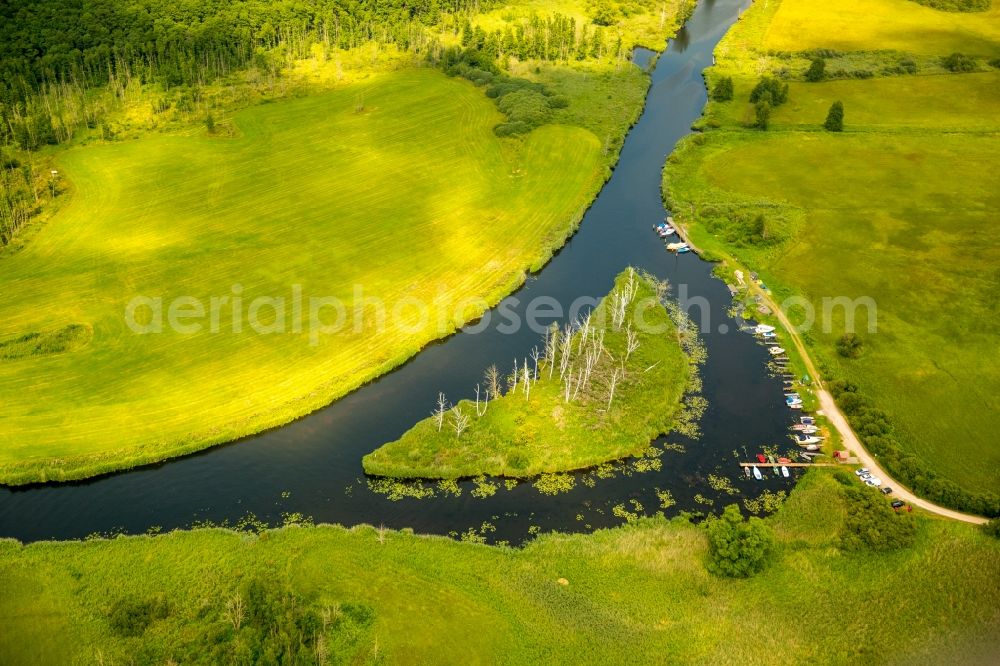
[[836, 331, 862, 357], [840, 485, 917, 552], [899, 57, 918, 74], [805, 58, 826, 82], [497, 89, 552, 127], [984, 517, 1000, 539], [749, 76, 789, 106], [942, 52, 977, 72], [824, 101, 844, 132], [493, 121, 531, 137], [108, 596, 170, 637], [711, 76, 734, 101], [705, 504, 775, 577], [754, 100, 771, 130]]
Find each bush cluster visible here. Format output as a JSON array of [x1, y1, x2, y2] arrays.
[[840, 484, 917, 553], [749, 76, 789, 130], [443, 47, 567, 137], [942, 52, 977, 72], [711, 76, 734, 102], [705, 504, 775, 577], [830, 380, 1000, 517]]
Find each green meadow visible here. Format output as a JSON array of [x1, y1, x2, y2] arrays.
[[665, 0, 1000, 497], [363, 270, 695, 479], [2, 472, 998, 664], [0, 68, 609, 485]]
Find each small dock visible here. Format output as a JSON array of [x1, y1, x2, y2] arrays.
[[740, 462, 840, 468]]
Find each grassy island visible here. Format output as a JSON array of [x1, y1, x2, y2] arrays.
[[363, 269, 698, 479]]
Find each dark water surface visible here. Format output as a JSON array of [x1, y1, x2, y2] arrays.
[[2, 0, 796, 544]]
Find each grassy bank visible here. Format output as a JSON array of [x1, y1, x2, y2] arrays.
[[363, 270, 696, 479], [663, 0, 1000, 502], [0, 0, 697, 486], [2, 471, 998, 664]]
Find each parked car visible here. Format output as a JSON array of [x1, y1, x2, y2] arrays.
[[891, 500, 905, 509], [855, 468, 869, 476], [881, 487, 893, 495]]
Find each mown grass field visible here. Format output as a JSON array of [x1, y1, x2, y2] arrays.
[[0, 68, 609, 485], [764, 0, 1000, 56], [2, 471, 998, 664], [363, 271, 693, 478], [665, 0, 1000, 497]]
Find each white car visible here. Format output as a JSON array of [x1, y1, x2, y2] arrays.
[[864, 477, 883, 487], [855, 468, 869, 476]]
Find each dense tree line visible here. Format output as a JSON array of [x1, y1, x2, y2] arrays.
[[0, 0, 489, 97], [456, 13, 622, 64], [0, 0, 498, 149]]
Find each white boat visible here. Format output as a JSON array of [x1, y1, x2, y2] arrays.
[[791, 425, 819, 434], [666, 242, 688, 251], [794, 434, 822, 445], [754, 324, 776, 334], [800, 443, 821, 451], [745, 466, 751, 479], [752, 466, 763, 480], [762, 331, 777, 339], [768, 347, 785, 355], [788, 402, 803, 410], [781, 466, 789, 478], [800, 416, 815, 425]]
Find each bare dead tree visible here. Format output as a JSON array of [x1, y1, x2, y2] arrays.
[[377, 523, 388, 544], [577, 314, 591, 353], [485, 365, 502, 399], [564, 367, 573, 403], [475, 384, 489, 417], [433, 392, 448, 431], [506, 358, 521, 394], [545, 325, 559, 378], [624, 324, 640, 373], [520, 358, 531, 400], [451, 405, 470, 438], [225, 592, 245, 631], [606, 368, 622, 411], [530, 346, 541, 381], [559, 324, 574, 380]]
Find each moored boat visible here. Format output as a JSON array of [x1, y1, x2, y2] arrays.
[[781, 466, 789, 478], [752, 466, 763, 480]]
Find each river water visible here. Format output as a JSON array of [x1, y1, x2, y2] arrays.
[[1, 0, 798, 545]]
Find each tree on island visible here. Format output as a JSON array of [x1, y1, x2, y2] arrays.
[[824, 101, 844, 131]]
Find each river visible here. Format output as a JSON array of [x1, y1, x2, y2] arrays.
[[0, 0, 798, 545]]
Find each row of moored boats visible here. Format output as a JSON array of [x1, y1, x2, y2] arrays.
[[750, 324, 826, 450], [655, 217, 691, 253]]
